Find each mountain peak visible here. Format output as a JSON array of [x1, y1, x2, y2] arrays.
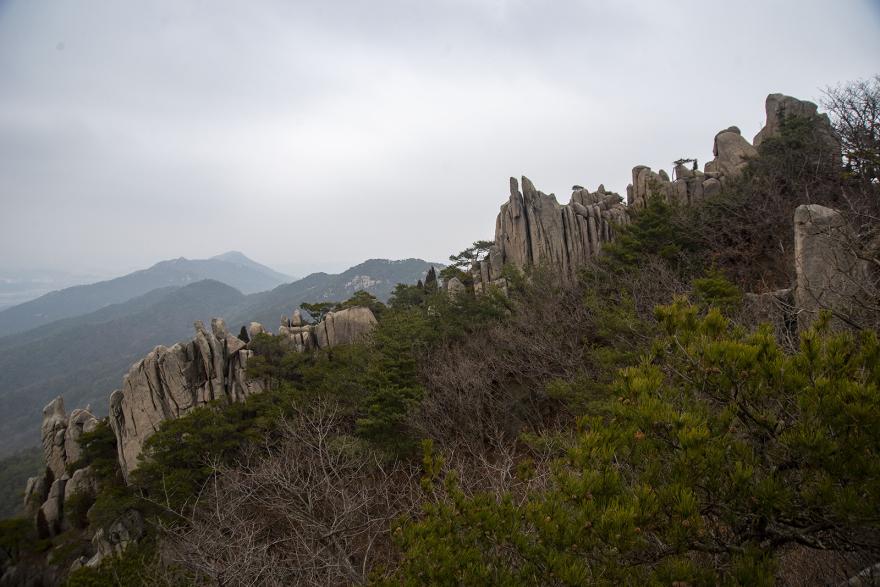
[[211, 251, 251, 264]]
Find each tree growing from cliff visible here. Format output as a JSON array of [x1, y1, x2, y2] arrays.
[[447, 240, 494, 270], [299, 301, 335, 322]]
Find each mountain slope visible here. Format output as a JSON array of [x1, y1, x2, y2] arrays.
[[211, 251, 293, 283], [0, 280, 246, 455], [0, 253, 291, 337], [228, 258, 441, 328], [0, 258, 440, 456]]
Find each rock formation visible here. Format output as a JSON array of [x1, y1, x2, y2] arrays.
[[472, 177, 628, 289], [278, 306, 377, 352], [109, 318, 264, 478], [793, 204, 867, 329], [627, 94, 836, 210], [23, 397, 98, 538], [446, 276, 466, 298], [110, 307, 378, 478], [753, 93, 836, 148]]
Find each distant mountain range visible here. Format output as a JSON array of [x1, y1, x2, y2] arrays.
[[0, 252, 293, 337], [0, 269, 104, 312], [0, 257, 440, 456]]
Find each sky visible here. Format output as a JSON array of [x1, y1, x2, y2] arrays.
[[1, 0, 878, 278]]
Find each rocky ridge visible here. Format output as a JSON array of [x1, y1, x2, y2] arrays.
[[110, 306, 377, 479], [470, 178, 630, 292], [466, 93, 840, 298], [15, 91, 869, 582]]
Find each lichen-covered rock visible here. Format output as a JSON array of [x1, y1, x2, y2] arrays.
[[23, 475, 48, 517], [278, 306, 377, 350], [63, 467, 96, 504], [247, 321, 266, 339], [64, 409, 98, 466]]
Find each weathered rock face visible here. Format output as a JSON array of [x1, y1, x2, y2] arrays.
[[315, 307, 377, 348], [109, 318, 265, 478], [474, 177, 628, 288], [446, 276, 466, 298], [89, 510, 144, 566], [706, 126, 758, 177], [24, 398, 99, 537], [279, 306, 377, 351], [36, 478, 66, 538], [110, 307, 378, 478], [793, 204, 867, 329], [754, 93, 834, 147], [40, 398, 69, 482], [629, 126, 757, 209], [64, 467, 96, 505], [628, 94, 839, 210]]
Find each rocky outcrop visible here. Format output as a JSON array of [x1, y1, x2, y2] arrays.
[[473, 177, 628, 288], [109, 318, 264, 478], [22, 398, 99, 538], [446, 276, 466, 298], [279, 306, 377, 351], [315, 307, 377, 348], [753, 93, 835, 147], [110, 306, 377, 478], [706, 126, 758, 177], [36, 479, 66, 538], [628, 94, 838, 210], [89, 510, 143, 567], [793, 204, 868, 329], [627, 126, 756, 209]]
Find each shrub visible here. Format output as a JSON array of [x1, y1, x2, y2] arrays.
[[387, 302, 880, 585]]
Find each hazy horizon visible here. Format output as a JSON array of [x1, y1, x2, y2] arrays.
[[2, 0, 879, 277]]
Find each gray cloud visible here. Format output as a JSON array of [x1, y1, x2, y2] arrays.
[[1, 0, 878, 276]]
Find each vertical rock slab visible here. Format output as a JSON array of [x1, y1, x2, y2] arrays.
[[794, 204, 865, 329], [485, 177, 627, 283], [314, 307, 378, 349], [109, 320, 266, 479], [41, 398, 68, 480]]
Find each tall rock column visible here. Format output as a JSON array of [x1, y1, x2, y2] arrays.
[[24, 397, 98, 538], [794, 204, 866, 329]]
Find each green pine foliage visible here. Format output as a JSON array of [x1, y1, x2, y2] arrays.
[[603, 196, 695, 270], [335, 290, 387, 318], [385, 302, 880, 585]]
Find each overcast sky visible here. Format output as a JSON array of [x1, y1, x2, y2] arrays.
[[1, 0, 878, 277]]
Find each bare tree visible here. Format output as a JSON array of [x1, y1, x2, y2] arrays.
[[411, 262, 687, 455], [157, 402, 419, 587], [822, 75, 880, 184]]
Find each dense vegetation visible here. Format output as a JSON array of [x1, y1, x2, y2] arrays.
[[0, 448, 42, 519], [2, 78, 879, 586]]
